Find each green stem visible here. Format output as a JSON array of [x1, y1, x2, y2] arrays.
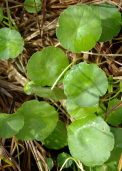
[[6, 0, 12, 29], [59, 157, 84, 171]]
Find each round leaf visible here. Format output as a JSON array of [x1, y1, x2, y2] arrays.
[[107, 128, 122, 165], [27, 47, 69, 86], [0, 8, 3, 23], [41, 121, 67, 149], [107, 99, 122, 126], [0, 28, 24, 59], [56, 4, 102, 53], [91, 3, 121, 42], [46, 158, 54, 170], [0, 113, 24, 139], [16, 100, 58, 141], [63, 62, 108, 107], [68, 114, 114, 167], [24, 0, 42, 13], [24, 81, 67, 100], [57, 152, 73, 169], [65, 99, 98, 120]]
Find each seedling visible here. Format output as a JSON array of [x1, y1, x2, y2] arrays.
[[0, 28, 24, 59]]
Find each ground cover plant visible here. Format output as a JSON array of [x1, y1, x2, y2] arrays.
[[0, 0, 122, 171]]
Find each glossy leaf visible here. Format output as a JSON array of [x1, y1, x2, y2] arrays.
[[68, 114, 114, 167], [107, 99, 122, 126], [0, 113, 24, 138], [63, 62, 108, 107], [16, 100, 58, 141], [91, 3, 121, 42], [41, 121, 67, 149], [24, 0, 41, 13], [24, 81, 67, 100], [56, 4, 102, 53], [0, 28, 24, 59], [0, 8, 3, 23], [27, 47, 69, 86], [65, 99, 98, 120], [57, 152, 73, 169]]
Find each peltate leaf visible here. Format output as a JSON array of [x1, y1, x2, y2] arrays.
[[24, 81, 67, 100], [91, 3, 121, 42], [56, 4, 102, 53], [27, 47, 69, 86], [63, 62, 108, 107], [68, 114, 114, 167], [16, 100, 58, 141], [24, 0, 42, 13], [0, 28, 24, 59], [107, 99, 122, 126], [65, 99, 98, 120], [0, 113, 24, 139], [57, 152, 73, 169], [41, 121, 67, 149]]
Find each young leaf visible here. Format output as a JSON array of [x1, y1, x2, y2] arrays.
[[0, 28, 24, 59], [63, 62, 108, 107], [24, 81, 67, 100], [0, 113, 24, 139], [107, 99, 122, 126], [0, 8, 3, 23], [24, 0, 42, 13], [91, 3, 121, 42], [57, 152, 73, 169], [56, 4, 102, 53], [41, 121, 67, 149], [16, 100, 58, 141], [65, 99, 98, 120], [68, 114, 114, 167], [27, 47, 69, 86], [46, 158, 54, 170]]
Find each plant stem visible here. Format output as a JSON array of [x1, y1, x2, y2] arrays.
[[6, 0, 12, 29]]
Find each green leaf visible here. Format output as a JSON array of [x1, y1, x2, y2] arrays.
[[0, 113, 24, 139], [57, 152, 73, 169], [68, 114, 114, 167], [91, 3, 121, 42], [63, 62, 108, 107], [107, 99, 122, 126], [16, 100, 58, 141], [107, 128, 122, 164], [41, 121, 67, 149], [65, 99, 98, 120], [56, 4, 102, 53], [0, 28, 24, 59], [0, 8, 3, 23], [24, 0, 42, 13], [27, 47, 69, 86], [46, 158, 54, 170], [96, 103, 106, 117], [24, 81, 67, 100]]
